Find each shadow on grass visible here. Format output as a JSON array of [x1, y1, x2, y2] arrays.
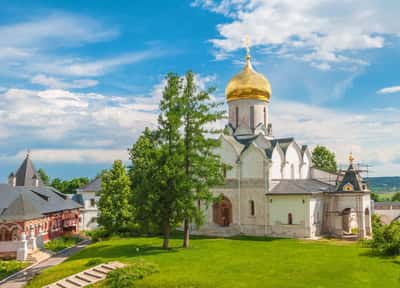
[[359, 249, 399, 261]]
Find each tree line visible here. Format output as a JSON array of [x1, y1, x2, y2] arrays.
[[38, 168, 90, 194], [97, 71, 225, 249]]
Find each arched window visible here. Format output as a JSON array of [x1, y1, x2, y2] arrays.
[[250, 106, 255, 130], [235, 106, 239, 128], [288, 213, 293, 225], [250, 200, 255, 216]]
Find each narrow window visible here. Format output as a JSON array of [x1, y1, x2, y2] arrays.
[[223, 165, 227, 178], [250, 200, 255, 216], [90, 198, 96, 207], [235, 106, 239, 128], [288, 213, 293, 225], [263, 107, 266, 125], [250, 106, 255, 130]]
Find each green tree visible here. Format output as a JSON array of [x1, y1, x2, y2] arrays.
[[98, 160, 133, 234], [37, 168, 50, 185], [392, 192, 400, 202], [180, 71, 225, 248], [312, 145, 337, 172], [130, 73, 186, 249], [50, 177, 89, 194]]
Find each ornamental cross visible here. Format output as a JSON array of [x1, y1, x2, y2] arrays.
[[244, 36, 251, 58]]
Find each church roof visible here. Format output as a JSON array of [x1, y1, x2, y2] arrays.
[[0, 184, 81, 221], [12, 153, 43, 187], [267, 179, 335, 195]]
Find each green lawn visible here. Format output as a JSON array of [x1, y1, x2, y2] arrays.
[[27, 235, 400, 288]]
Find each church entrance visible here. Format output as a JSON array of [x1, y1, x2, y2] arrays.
[[213, 196, 232, 227]]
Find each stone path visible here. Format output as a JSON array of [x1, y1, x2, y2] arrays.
[[0, 240, 91, 288], [44, 262, 126, 288]]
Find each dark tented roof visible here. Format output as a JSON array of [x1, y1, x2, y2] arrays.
[[80, 177, 102, 193], [336, 163, 366, 192], [0, 184, 81, 221], [267, 179, 335, 195], [12, 154, 43, 187]]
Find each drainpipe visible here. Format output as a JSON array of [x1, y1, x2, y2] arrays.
[[237, 160, 241, 231]]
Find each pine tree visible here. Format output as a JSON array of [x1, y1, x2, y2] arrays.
[[98, 160, 133, 234], [181, 71, 225, 248]]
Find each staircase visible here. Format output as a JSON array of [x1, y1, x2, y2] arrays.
[[44, 261, 126, 288], [26, 249, 52, 263]]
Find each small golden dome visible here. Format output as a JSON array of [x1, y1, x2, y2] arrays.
[[226, 51, 271, 102]]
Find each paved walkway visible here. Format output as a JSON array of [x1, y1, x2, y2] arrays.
[[0, 240, 91, 288]]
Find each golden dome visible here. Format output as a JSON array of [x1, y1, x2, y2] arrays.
[[226, 52, 271, 102]]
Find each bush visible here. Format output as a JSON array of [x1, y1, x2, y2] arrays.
[[370, 214, 400, 256], [105, 261, 159, 288], [44, 236, 81, 252], [0, 260, 28, 280], [85, 227, 112, 242]]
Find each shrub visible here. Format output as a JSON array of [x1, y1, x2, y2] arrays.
[[44, 236, 81, 252], [370, 214, 400, 256], [105, 261, 159, 288], [85, 227, 111, 242]]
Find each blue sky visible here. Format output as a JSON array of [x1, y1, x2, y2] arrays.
[[1, 0, 400, 180]]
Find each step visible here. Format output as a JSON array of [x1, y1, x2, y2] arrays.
[[83, 271, 104, 279], [101, 264, 116, 271], [65, 277, 86, 287], [75, 274, 93, 284], [55, 280, 71, 288], [92, 267, 108, 275]]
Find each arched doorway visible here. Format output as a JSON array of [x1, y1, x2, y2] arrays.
[[213, 196, 232, 227], [342, 208, 358, 234]]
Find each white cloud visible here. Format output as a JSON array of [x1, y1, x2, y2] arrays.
[[31, 74, 98, 89], [194, 0, 400, 69], [0, 13, 117, 49], [2, 149, 128, 164], [377, 86, 400, 94]]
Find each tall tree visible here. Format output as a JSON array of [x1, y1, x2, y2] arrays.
[[312, 145, 337, 172], [180, 71, 225, 248], [98, 160, 133, 234], [130, 74, 185, 249]]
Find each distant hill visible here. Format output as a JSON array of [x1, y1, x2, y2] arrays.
[[366, 177, 400, 193]]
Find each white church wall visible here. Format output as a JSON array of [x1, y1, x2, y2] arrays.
[[301, 151, 311, 179], [283, 143, 302, 179], [309, 196, 324, 237], [228, 99, 269, 129], [267, 195, 310, 238], [240, 186, 267, 236], [241, 145, 265, 179], [271, 148, 283, 180], [216, 138, 239, 179]]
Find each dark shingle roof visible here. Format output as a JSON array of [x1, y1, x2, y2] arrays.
[[267, 179, 335, 195], [0, 184, 81, 221], [12, 154, 43, 187], [80, 177, 102, 193], [336, 164, 366, 192]]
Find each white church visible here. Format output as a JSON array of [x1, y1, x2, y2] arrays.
[[195, 46, 372, 240]]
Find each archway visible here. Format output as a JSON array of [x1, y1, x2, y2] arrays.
[[342, 208, 358, 234], [213, 196, 232, 227]]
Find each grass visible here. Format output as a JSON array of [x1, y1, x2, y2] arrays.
[[0, 260, 29, 281], [44, 235, 81, 252], [27, 234, 400, 288]]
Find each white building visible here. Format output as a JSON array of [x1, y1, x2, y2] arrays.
[[75, 178, 101, 231], [194, 46, 372, 240]]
